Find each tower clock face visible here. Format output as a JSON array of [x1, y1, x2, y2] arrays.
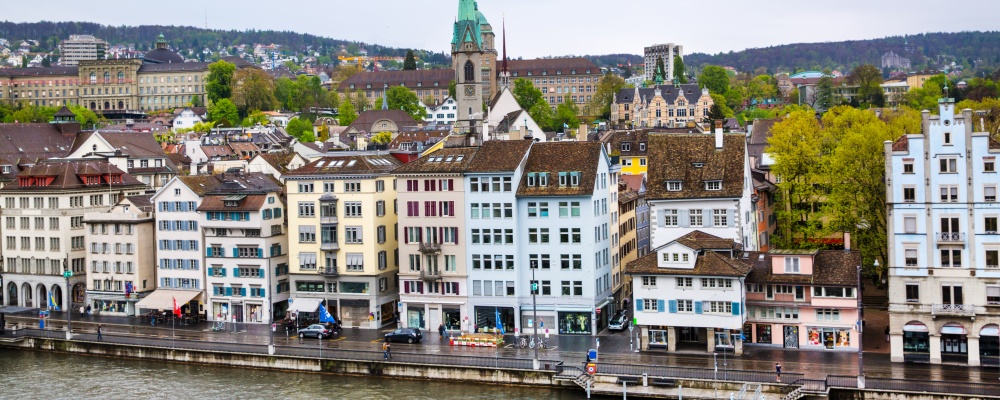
[[464, 85, 476, 96]]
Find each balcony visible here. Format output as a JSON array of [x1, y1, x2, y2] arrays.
[[320, 241, 339, 251], [931, 304, 975, 317], [419, 242, 441, 254], [420, 269, 442, 281], [320, 215, 338, 225], [319, 266, 339, 276], [935, 232, 965, 244]]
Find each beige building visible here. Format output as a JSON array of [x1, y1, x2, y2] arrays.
[[338, 70, 454, 110], [393, 146, 477, 330], [610, 84, 714, 129], [285, 154, 402, 328], [0, 67, 80, 107], [83, 195, 156, 316], [507, 58, 603, 107], [615, 180, 639, 306]]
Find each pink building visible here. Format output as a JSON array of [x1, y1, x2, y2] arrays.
[[742, 249, 862, 351]]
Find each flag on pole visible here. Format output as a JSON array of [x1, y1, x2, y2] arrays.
[[495, 308, 505, 335], [48, 292, 59, 311], [173, 296, 181, 317], [124, 282, 133, 297], [318, 304, 336, 323]]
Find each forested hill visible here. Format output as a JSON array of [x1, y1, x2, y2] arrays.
[[0, 21, 451, 64], [683, 31, 1000, 73]]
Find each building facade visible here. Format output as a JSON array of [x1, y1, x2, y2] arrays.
[[285, 155, 401, 329], [83, 195, 156, 316], [507, 58, 603, 107], [611, 85, 714, 129], [58, 35, 109, 66], [886, 96, 1000, 366], [644, 43, 683, 82]]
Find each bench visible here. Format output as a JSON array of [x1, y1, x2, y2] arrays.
[[616, 376, 642, 385], [651, 378, 676, 387]]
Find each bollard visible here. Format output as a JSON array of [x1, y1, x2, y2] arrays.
[[642, 373, 648, 387]]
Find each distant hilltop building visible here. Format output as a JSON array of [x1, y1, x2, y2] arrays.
[[882, 51, 911, 70], [58, 34, 108, 66], [643, 43, 683, 82]]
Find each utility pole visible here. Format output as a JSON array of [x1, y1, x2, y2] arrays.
[[63, 256, 73, 340], [531, 260, 539, 369]]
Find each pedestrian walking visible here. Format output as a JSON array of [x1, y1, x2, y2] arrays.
[[885, 326, 890, 343], [438, 323, 447, 340], [775, 362, 782, 383], [97, 324, 103, 341], [85, 305, 92, 317], [382, 340, 392, 360]]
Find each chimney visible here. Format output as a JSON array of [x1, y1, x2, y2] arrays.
[[843, 232, 851, 251], [578, 124, 588, 141], [714, 120, 724, 149], [520, 124, 528, 140]]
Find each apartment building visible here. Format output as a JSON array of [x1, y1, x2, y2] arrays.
[[395, 146, 479, 331], [285, 154, 401, 329], [63, 130, 177, 191], [338, 70, 454, 110], [58, 35, 109, 66], [1, 160, 147, 311], [886, 95, 1000, 366], [83, 195, 156, 316], [506, 58, 603, 107], [644, 43, 684, 82], [603, 130, 650, 176]]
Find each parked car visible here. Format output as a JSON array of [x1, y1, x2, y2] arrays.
[[608, 311, 629, 331], [298, 324, 334, 339], [385, 327, 422, 343]]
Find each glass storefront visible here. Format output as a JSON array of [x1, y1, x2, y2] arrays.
[[756, 324, 771, 344], [246, 304, 263, 322], [407, 308, 425, 329], [648, 328, 668, 347], [558, 311, 591, 335], [442, 308, 461, 330], [714, 328, 738, 348], [474, 306, 514, 333], [92, 299, 130, 315], [806, 327, 851, 349]]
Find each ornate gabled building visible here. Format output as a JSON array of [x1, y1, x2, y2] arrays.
[[610, 83, 713, 129]]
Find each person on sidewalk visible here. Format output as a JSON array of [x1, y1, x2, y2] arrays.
[[97, 325, 103, 341], [775, 362, 782, 383], [382, 340, 392, 360], [438, 323, 446, 340]]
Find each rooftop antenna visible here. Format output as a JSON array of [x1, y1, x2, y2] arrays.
[[205, 9, 208, 29]]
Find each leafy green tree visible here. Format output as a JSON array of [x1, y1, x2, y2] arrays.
[[11, 104, 58, 123], [285, 117, 314, 141], [554, 95, 580, 132], [294, 75, 329, 112], [698, 65, 730, 95], [512, 78, 543, 110], [815, 70, 835, 111], [767, 110, 828, 248], [371, 131, 393, 145], [847, 64, 884, 107], [386, 86, 424, 121], [232, 68, 277, 116], [403, 50, 417, 70], [283, 60, 301, 72], [957, 97, 1000, 136], [242, 110, 269, 127], [351, 90, 368, 112], [708, 94, 734, 118], [903, 74, 948, 111], [208, 98, 239, 127], [69, 105, 101, 127], [586, 74, 626, 120], [206, 60, 236, 103], [41, 56, 50, 67], [338, 99, 358, 126], [673, 55, 687, 84], [190, 95, 204, 108], [21, 55, 27, 68], [274, 77, 296, 110], [448, 80, 456, 99], [529, 100, 554, 131]]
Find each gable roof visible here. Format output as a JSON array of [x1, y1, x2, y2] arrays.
[[465, 140, 532, 173], [388, 127, 451, 152], [602, 130, 649, 157], [625, 249, 752, 277], [257, 152, 300, 174], [290, 154, 402, 176], [646, 133, 746, 200], [393, 146, 479, 174], [0, 123, 75, 182], [620, 174, 645, 193], [615, 83, 705, 106], [516, 141, 603, 197], [346, 110, 418, 134], [507, 58, 600, 77], [745, 249, 860, 286], [0, 159, 145, 192], [175, 175, 228, 197]]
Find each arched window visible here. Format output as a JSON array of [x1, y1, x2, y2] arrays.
[[464, 60, 475, 82], [103, 72, 110, 83], [89, 73, 96, 84], [118, 71, 124, 84]]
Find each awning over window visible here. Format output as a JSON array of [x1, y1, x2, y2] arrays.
[[134, 289, 200, 311], [902, 321, 928, 332], [286, 298, 322, 314], [940, 323, 967, 335]]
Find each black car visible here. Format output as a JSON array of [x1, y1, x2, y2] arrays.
[[384, 327, 422, 343], [298, 324, 334, 339]]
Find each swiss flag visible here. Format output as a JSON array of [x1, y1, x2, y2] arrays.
[[173, 297, 181, 317]]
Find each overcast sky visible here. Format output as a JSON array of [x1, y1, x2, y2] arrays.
[[5, 0, 1000, 58]]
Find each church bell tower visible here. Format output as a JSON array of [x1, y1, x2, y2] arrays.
[[452, 0, 485, 130]]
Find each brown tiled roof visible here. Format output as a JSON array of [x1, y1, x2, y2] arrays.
[[465, 140, 532, 173], [388, 127, 451, 151], [0, 123, 75, 181], [620, 175, 645, 192], [602, 130, 649, 157], [202, 145, 235, 158], [988, 135, 1000, 150], [177, 175, 227, 197], [125, 194, 154, 211], [0, 66, 78, 77], [258, 152, 298, 173], [646, 133, 746, 200], [619, 183, 638, 203], [507, 58, 601, 77], [97, 132, 174, 161], [745, 249, 860, 286], [290, 154, 402, 176], [393, 146, 479, 174], [675, 230, 739, 251], [748, 119, 776, 145], [625, 250, 752, 277], [0, 159, 145, 192], [892, 135, 909, 152], [337, 69, 454, 91], [346, 110, 418, 133], [516, 141, 603, 197], [197, 194, 267, 211], [229, 142, 260, 156]]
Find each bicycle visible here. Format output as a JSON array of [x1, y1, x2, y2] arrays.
[[516, 337, 527, 349], [538, 337, 548, 350]]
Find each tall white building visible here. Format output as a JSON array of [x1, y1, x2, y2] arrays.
[[643, 43, 683, 82], [83, 195, 157, 316], [59, 35, 108, 66], [886, 94, 1000, 366]]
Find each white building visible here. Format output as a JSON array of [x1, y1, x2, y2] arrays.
[[172, 107, 205, 132], [886, 94, 1000, 366], [515, 141, 618, 335], [62, 131, 178, 191], [199, 172, 289, 324], [627, 231, 750, 354], [643, 43, 683, 82], [422, 97, 458, 125], [83, 195, 157, 316], [58, 35, 108, 66]]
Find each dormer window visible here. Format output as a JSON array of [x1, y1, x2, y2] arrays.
[[558, 172, 568, 186], [155, 159, 163, 167], [705, 181, 722, 191], [621, 142, 631, 152], [666, 181, 682, 191], [570, 172, 580, 187], [527, 173, 537, 186], [539, 173, 549, 187], [784, 257, 800, 273], [0, 165, 10, 174], [693, 162, 704, 168], [639, 142, 646, 152], [140, 160, 149, 168]]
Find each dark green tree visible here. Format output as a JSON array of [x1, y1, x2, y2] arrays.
[[403, 50, 417, 70], [206, 60, 236, 103], [673, 55, 687, 83], [208, 98, 239, 127], [512, 78, 543, 110], [698, 65, 730, 95], [554, 96, 580, 132], [386, 85, 424, 121], [655, 56, 666, 82], [815, 69, 835, 111]]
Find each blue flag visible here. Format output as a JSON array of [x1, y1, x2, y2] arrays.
[[318, 304, 336, 323], [495, 308, 505, 335]]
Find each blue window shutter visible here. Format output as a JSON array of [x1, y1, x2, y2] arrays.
[[225, 287, 232, 296], [694, 301, 703, 314], [275, 266, 280, 275], [207, 267, 213, 277], [731, 302, 741, 316], [258, 269, 264, 278], [206, 247, 212, 257], [657, 299, 665, 313], [259, 288, 266, 297], [668, 300, 678, 313], [221, 268, 226, 277], [635, 299, 643, 311], [276, 284, 281, 293], [240, 288, 247, 297], [232, 248, 238, 258], [233, 268, 239, 277], [679, 209, 689, 227], [727, 209, 735, 227], [258, 248, 263, 258]]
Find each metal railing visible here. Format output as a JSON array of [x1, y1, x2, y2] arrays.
[[931, 303, 975, 316], [420, 269, 442, 281], [419, 242, 441, 253], [825, 375, 1000, 397], [936, 232, 965, 243], [594, 362, 804, 384], [318, 266, 338, 276]]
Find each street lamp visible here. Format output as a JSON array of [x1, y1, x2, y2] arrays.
[[63, 256, 73, 340], [530, 260, 539, 369], [856, 258, 875, 389]]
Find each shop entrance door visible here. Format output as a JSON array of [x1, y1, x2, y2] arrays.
[[428, 307, 441, 331], [823, 330, 835, 349], [783, 326, 799, 348]]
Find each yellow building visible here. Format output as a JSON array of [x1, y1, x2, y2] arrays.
[[615, 179, 639, 305], [602, 130, 650, 176], [285, 154, 402, 329]]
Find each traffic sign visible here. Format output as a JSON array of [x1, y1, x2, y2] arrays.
[[588, 349, 598, 361], [63, 270, 73, 278]]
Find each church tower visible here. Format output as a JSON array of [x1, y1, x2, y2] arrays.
[[497, 18, 511, 90], [452, 0, 486, 130]]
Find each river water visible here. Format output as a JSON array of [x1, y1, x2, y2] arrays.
[[0, 348, 583, 399]]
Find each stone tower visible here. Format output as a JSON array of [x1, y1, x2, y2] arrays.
[[452, 0, 487, 130]]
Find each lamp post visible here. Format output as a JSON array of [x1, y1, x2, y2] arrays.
[[266, 257, 274, 356], [63, 258, 73, 340], [530, 260, 539, 369], [857, 259, 874, 389]]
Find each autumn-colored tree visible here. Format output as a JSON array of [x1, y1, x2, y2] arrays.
[[232, 68, 277, 116], [767, 110, 828, 248]]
